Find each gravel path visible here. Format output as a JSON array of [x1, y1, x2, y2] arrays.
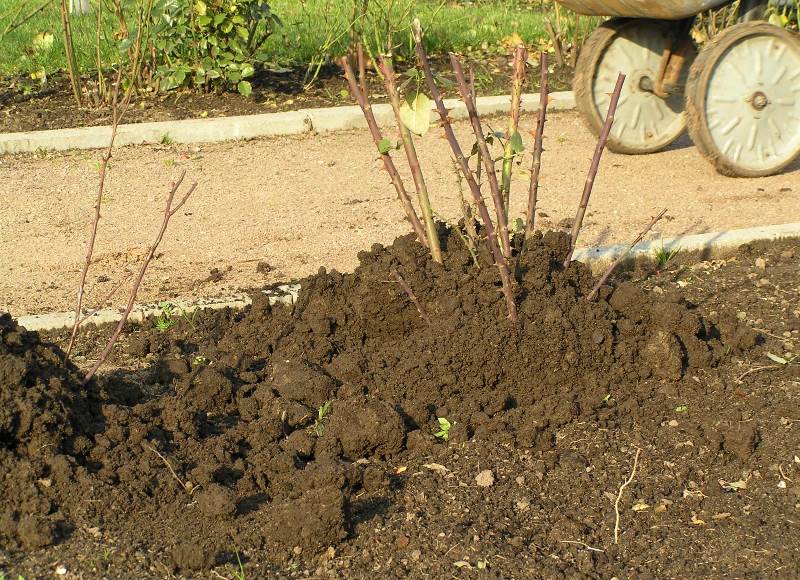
[[2, 111, 798, 317]]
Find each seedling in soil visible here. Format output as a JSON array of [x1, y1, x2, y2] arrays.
[[312, 401, 333, 436], [160, 133, 174, 145], [193, 355, 211, 366], [232, 549, 247, 580], [153, 301, 177, 332], [433, 417, 452, 442], [654, 242, 681, 268]]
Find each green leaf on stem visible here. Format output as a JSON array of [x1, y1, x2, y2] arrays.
[[377, 138, 393, 154]]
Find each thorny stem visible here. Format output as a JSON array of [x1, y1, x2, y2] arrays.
[[379, 54, 442, 264], [524, 52, 548, 241], [66, 72, 123, 357], [468, 69, 483, 187], [82, 173, 197, 385], [500, 45, 527, 218], [563, 73, 625, 268], [391, 269, 431, 325], [450, 54, 513, 262], [412, 20, 517, 321], [340, 56, 429, 248], [451, 159, 480, 268], [585, 208, 668, 301]]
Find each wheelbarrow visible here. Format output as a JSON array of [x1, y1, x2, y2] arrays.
[[558, 0, 800, 176]]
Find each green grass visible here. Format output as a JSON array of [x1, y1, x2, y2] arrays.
[[0, 0, 547, 77]]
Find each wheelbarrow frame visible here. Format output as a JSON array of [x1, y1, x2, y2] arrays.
[[556, 0, 768, 20]]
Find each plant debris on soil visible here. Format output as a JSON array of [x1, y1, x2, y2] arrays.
[[0, 56, 573, 133], [2, 230, 799, 578]]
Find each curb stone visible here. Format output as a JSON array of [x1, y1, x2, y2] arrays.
[[17, 222, 800, 332], [0, 91, 575, 154]]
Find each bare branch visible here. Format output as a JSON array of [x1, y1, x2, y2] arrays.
[[81, 174, 197, 385], [357, 41, 367, 96], [66, 71, 124, 357], [75, 272, 133, 327], [500, 45, 527, 214], [524, 52, 548, 240], [412, 19, 517, 321], [340, 56, 429, 247], [585, 208, 668, 301], [379, 54, 442, 264], [564, 73, 626, 268], [450, 53, 512, 261]]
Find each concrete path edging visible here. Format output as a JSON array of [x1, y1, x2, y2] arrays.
[[0, 91, 575, 154], [17, 221, 800, 333]]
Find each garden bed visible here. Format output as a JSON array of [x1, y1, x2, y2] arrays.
[[1, 229, 798, 578], [0, 56, 573, 133]]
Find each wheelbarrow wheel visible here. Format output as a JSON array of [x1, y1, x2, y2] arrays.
[[575, 18, 696, 154], [685, 22, 800, 177]]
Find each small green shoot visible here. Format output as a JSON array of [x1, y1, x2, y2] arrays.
[[675, 405, 688, 413], [312, 401, 333, 436], [654, 242, 680, 268], [377, 138, 400, 155], [233, 549, 246, 580], [193, 355, 211, 366], [160, 133, 174, 145], [601, 393, 612, 405], [434, 417, 452, 442], [153, 301, 177, 332]]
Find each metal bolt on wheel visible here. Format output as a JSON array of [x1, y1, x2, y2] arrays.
[[686, 22, 800, 177], [575, 18, 696, 154]]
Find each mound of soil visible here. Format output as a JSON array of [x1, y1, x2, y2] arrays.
[[0, 313, 99, 550], [0, 230, 763, 573]]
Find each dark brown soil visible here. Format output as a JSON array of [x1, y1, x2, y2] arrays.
[[2, 231, 799, 579], [0, 56, 574, 133]]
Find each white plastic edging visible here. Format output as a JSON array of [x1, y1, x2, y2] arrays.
[[17, 284, 300, 333], [0, 91, 575, 154], [16, 222, 800, 333]]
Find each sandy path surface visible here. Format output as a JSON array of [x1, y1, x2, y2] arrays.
[[2, 110, 798, 317]]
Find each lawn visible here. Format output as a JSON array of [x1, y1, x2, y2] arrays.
[[0, 0, 548, 77]]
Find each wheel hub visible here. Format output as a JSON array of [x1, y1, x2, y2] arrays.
[[636, 73, 655, 93], [750, 91, 768, 111]]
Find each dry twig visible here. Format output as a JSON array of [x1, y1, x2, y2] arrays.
[[560, 540, 605, 553], [145, 443, 193, 493], [586, 208, 668, 301], [391, 269, 431, 325], [614, 447, 641, 544], [564, 73, 626, 267]]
